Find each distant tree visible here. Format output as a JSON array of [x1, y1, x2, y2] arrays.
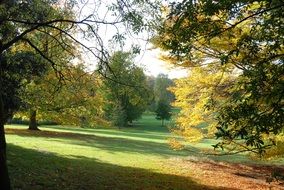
[[110, 102, 127, 129], [145, 75, 156, 111], [102, 51, 151, 127], [155, 101, 171, 126], [146, 74, 175, 112], [154, 74, 175, 105], [151, 74, 174, 126]]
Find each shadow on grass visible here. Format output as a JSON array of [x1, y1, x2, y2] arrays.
[[38, 125, 171, 142], [6, 128, 193, 158], [7, 144, 235, 190], [7, 113, 173, 141], [6, 128, 253, 163], [68, 136, 192, 157]]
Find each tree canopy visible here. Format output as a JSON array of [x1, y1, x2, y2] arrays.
[[19, 65, 106, 128], [153, 0, 284, 154], [101, 51, 151, 127], [154, 74, 174, 104]]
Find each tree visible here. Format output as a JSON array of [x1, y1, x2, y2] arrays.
[[152, 74, 174, 126], [154, 74, 174, 104], [168, 66, 234, 143], [153, 0, 284, 154], [20, 16, 77, 130], [155, 101, 171, 126], [102, 51, 151, 127], [19, 65, 106, 129], [0, 1, 77, 187], [145, 75, 156, 111], [146, 74, 174, 112], [0, 50, 47, 188], [46, 66, 106, 127]]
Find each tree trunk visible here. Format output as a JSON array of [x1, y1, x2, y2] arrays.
[[0, 124, 11, 190], [29, 109, 39, 130], [0, 51, 11, 189]]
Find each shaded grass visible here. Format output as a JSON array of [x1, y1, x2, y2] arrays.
[[7, 143, 230, 190]]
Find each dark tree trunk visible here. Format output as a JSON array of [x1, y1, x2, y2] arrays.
[[0, 124, 10, 190], [29, 109, 39, 130], [0, 52, 11, 189]]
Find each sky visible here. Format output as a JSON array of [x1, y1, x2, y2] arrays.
[[136, 48, 188, 79], [72, 0, 188, 79]]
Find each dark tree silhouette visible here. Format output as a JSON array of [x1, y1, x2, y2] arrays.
[[155, 101, 171, 126]]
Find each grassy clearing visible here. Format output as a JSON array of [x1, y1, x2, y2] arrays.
[[5, 114, 284, 190]]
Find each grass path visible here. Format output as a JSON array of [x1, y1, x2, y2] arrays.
[[5, 114, 284, 189]]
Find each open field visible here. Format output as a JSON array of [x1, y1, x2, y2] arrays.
[[5, 114, 284, 190]]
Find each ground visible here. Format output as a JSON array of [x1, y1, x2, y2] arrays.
[[5, 113, 284, 190]]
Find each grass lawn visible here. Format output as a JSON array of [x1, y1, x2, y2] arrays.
[[5, 114, 284, 190]]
